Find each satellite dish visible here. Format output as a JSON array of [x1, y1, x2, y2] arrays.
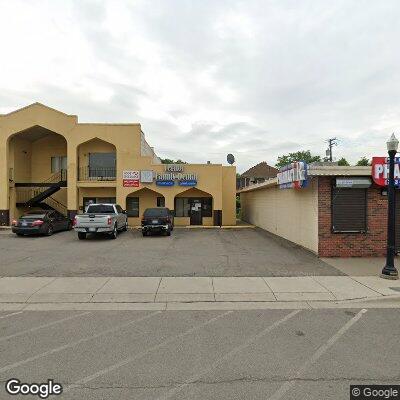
[[227, 154, 235, 165]]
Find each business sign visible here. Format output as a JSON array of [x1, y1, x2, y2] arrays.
[[179, 180, 197, 186], [372, 157, 400, 187], [277, 161, 308, 189], [140, 170, 154, 183], [165, 164, 184, 172], [155, 172, 198, 187], [123, 170, 139, 187], [336, 178, 372, 188], [156, 180, 174, 186]]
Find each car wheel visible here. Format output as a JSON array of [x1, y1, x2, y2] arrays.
[[78, 232, 86, 240], [67, 222, 73, 231], [110, 225, 118, 239], [166, 230, 171, 236], [142, 231, 147, 237], [16, 233, 24, 237], [46, 225, 54, 236], [122, 222, 128, 232]]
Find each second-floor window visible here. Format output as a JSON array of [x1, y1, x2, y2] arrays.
[[88, 153, 116, 179], [51, 156, 67, 173]]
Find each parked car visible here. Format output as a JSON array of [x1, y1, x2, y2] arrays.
[[73, 203, 128, 240], [141, 207, 174, 236], [12, 210, 72, 236]]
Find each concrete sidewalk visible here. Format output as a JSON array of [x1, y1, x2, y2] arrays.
[[0, 275, 400, 310]]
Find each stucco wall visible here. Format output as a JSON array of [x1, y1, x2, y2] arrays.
[[240, 179, 319, 253]]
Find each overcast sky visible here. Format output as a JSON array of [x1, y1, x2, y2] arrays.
[[1, 0, 400, 172]]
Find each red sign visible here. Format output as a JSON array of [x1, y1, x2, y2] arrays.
[[371, 156, 400, 186], [123, 179, 139, 187]]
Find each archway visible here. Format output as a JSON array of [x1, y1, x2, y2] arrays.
[[77, 138, 116, 181], [174, 187, 213, 226], [8, 125, 68, 218], [126, 187, 165, 225]]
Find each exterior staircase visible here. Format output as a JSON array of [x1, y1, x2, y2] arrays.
[[15, 170, 68, 215]]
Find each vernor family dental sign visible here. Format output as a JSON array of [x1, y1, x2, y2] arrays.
[[372, 156, 400, 186], [277, 161, 308, 189]]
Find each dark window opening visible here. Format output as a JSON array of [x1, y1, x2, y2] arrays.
[[157, 197, 165, 207], [88, 153, 116, 178], [174, 197, 212, 217], [332, 188, 367, 233], [126, 197, 139, 217]]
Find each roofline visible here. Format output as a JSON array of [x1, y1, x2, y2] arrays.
[[237, 165, 372, 193], [0, 102, 77, 118]]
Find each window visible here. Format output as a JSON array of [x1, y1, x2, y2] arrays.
[[88, 153, 116, 178], [115, 205, 123, 213], [157, 197, 165, 207], [332, 188, 367, 233], [86, 205, 115, 214], [51, 156, 67, 173], [126, 197, 139, 217], [201, 198, 213, 217], [144, 208, 169, 217], [175, 198, 190, 217]]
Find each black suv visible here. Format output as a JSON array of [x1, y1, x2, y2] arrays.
[[141, 207, 174, 236]]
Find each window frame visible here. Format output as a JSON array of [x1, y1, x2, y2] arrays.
[[331, 186, 368, 234]]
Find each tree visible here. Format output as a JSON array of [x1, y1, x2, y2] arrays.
[[337, 157, 350, 166], [275, 150, 321, 169], [161, 158, 187, 164], [355, 157, 370, 166]]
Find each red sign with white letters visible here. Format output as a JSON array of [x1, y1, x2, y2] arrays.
[[371, 156, 400, 186], [123, 179, 139, 187]]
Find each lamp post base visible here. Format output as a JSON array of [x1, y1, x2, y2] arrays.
[[380, 269, 399, 280]]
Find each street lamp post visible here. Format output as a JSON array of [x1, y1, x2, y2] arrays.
[[381, 133, 399, 280]]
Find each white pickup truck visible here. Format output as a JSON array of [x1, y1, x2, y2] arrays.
[[73, 203, 128, 240]]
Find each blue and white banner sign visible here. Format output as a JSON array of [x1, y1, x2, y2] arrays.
[[277, 161, 308, 189]]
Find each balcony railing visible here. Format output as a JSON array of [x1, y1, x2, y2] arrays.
[[78, 166, 116, 181]]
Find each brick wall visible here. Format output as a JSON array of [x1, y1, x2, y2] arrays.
[[318, 177, 387, 257]]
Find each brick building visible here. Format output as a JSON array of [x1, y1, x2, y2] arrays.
[[239, 164, 390, 257]]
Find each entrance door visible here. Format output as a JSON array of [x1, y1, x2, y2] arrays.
[[190, 199, 202, 225]]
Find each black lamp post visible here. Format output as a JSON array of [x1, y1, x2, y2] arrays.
[[381, 133, 399, 280]]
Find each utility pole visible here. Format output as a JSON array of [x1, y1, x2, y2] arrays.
[[326, 138, 338, 162]]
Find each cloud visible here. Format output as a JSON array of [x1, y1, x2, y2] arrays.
[[1, 0, 400, 172]]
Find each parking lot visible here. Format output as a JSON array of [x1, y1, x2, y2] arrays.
[[0, 228, 341, 277], [0, 308, 399, 400]]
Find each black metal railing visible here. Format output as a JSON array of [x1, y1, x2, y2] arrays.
[[78, 166, 116, 181]]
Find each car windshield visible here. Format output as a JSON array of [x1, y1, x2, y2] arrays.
[[144, 208, 169, 217], [86, 205, 115, 214]]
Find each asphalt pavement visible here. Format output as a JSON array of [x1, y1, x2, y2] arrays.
[[0, 228, 341, 277], [0, 308, 399, 399]]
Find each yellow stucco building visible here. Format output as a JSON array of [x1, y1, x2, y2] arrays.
[[0, 103, 236, 226]]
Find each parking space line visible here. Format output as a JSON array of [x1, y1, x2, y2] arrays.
[[0, 311, 23, 320], [157, 309, 302, 400], [64, 311, 233, 393], [0, 312, 91, 343], [0, 311, 161, 374], [268, 308, 368, 400]]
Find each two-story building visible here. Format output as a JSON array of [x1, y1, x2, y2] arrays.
[[0, 103, 236, 227]]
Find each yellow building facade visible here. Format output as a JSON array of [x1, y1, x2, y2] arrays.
[[0, 103, 236, 226]]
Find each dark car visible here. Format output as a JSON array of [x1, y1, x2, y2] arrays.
[[12, 210, 72, 236], [141, 207, 174, 236]]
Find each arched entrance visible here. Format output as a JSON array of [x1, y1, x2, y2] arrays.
[[126, 187, 165, 225], [174, 188, 213, 226], [8, 126, 68, 219]]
